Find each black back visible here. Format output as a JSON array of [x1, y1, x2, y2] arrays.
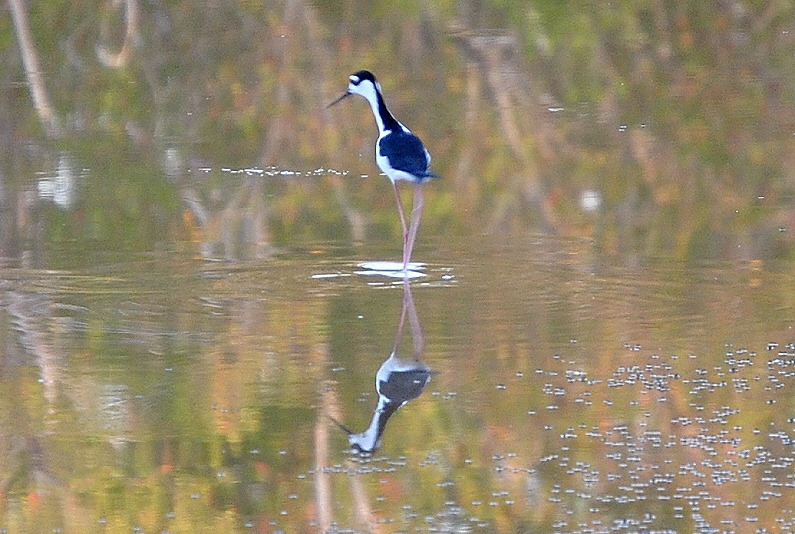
[[379, 131, 435, 180]]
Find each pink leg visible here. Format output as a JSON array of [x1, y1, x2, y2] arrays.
[[403, 278, 424, 356], [392, 279, 424, 355], [403, 184, 424, 270], [391, 180, 408, 258], [391, 280, 410, 353]]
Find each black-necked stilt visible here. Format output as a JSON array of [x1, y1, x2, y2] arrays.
[[330, 280, 431, 454], [327, 70, 437, 271]]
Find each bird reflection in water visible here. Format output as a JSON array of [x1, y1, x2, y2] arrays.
[[332, 280, 432, 455]]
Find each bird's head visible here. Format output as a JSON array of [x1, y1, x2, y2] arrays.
[[327, 70, 381, 108]]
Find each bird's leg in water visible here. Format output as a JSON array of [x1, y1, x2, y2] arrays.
[[404, 184, 424, 270], [391, 180, 409, 263]]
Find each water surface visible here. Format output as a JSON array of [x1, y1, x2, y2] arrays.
[[2, 235, 795, 533]]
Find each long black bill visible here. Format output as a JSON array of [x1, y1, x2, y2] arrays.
[[326, 91, 351, 109], [327, 416, 353, 435]]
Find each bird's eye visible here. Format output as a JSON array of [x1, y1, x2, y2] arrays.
[[349, 76, 360, 85]]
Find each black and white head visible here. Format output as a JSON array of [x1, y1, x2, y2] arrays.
[[346, 70, 380, 100], [327, 70, 381, 108]]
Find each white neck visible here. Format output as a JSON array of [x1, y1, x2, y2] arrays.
[[347, 395, 389, 452], [358, 83, 388, 134], [352, 80, 400, 135], [367, 94, 388, 135]]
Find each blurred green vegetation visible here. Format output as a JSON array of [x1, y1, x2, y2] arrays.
[[2, 0, 795, 262]]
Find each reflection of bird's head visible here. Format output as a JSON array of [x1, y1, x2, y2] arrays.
[[328, 415, 381, 456], [347, 431, 380, 457]]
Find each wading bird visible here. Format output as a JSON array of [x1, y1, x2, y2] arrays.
[[327, 70, 437, 271]]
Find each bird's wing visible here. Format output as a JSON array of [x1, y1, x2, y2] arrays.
[[378, 132, 432, 178]]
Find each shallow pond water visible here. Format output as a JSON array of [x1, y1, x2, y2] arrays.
[[2, 233, 795, 533]]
